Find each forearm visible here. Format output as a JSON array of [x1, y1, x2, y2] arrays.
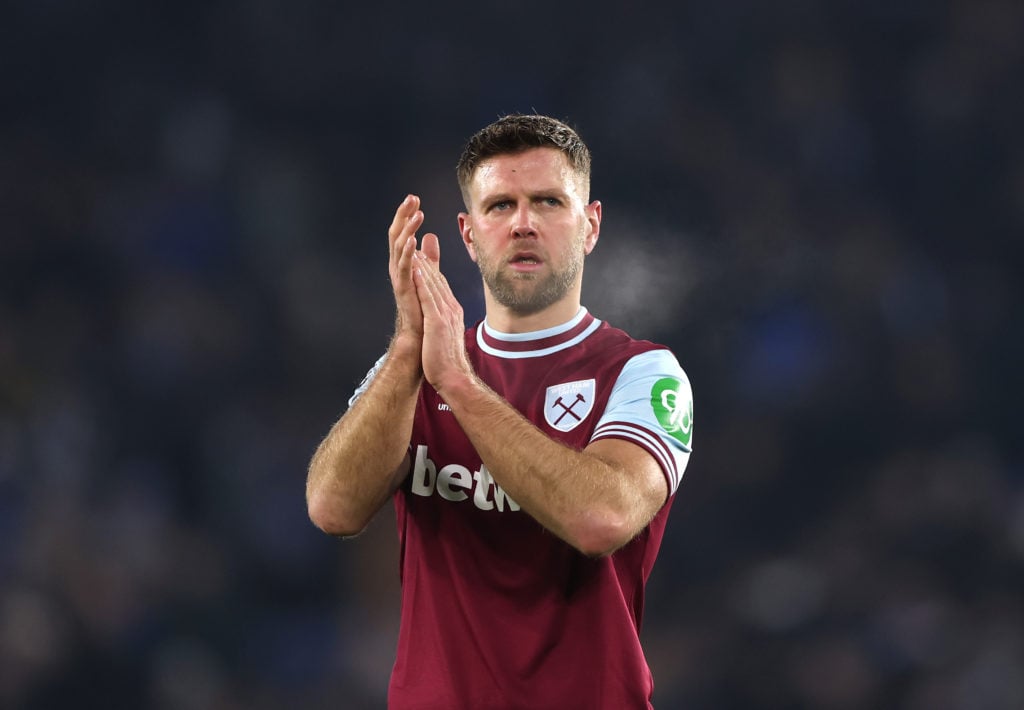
[[440, 374, 649, 556], [306, 337, 422, 536]]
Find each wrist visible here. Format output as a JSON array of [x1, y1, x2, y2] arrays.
[[434, 369, 485, 410], [389, 331, 422, 361], [385, 334, 424, 384]]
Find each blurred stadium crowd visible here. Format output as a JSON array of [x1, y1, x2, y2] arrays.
[[2, 0, 1022, 708]]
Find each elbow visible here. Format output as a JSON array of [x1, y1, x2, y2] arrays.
[[566, 510, 635, 558], [306, 489, 370, 538]]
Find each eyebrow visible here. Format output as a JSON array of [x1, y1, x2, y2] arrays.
[[479, 187, 571, 204]]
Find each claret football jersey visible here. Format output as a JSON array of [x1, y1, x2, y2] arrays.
[[352, 307, 693, 709]]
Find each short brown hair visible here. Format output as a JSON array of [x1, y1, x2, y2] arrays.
[[456, 114, 592, 207]]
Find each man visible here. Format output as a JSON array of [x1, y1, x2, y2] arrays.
[[306, 114, 693, 708]]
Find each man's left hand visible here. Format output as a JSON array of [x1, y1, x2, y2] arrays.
[[412, 248, 474, 397]]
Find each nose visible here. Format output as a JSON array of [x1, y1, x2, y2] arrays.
[[511, 204, 537, 239]]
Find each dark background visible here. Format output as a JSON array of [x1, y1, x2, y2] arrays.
[[2, 0, 1022, 708]]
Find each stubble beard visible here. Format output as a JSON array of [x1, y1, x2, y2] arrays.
[[477, 240, 585, 316]]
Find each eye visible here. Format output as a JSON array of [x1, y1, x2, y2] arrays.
[[490, 200, 512, 211], [541, 197, 562, 207]]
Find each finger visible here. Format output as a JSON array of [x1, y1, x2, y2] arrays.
[[415, 252, 462, 321], [390, 215, 424, 287], [413, 252, 444, 308], [412, 260, 437, 315], [395, 210, 424, 256], [395, 233, 417, 284], [419, 252, 453, 298], [437, 270, 463, 318], [421, 233, 440, 264], [394, 234, 424, 331], [414, 249, 444, 286], [413, 248, 436, 286], [388, 195, 421, 254], [418, 251, 456, 305], [388, 195, 414, 246]]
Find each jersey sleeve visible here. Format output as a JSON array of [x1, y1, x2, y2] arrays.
[[591, 349, 693, 496], [347, 351, 389, 408]]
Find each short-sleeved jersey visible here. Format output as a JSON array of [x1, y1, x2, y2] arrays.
[[353, 308, 693, 709]]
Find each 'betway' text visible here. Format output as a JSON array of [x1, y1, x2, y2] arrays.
[[411, 445, 520, 512]]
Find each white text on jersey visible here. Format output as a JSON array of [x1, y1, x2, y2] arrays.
[[411, 445, 521, 512]]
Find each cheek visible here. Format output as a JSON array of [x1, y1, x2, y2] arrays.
[[574, 221, 594, 255]]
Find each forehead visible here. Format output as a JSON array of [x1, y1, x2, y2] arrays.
[[469, 147, 577, 197]]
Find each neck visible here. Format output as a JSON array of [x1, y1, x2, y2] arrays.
[[482, 293, 583, 334]]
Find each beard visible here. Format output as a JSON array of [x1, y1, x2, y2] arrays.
[[475, 238, 585, 316]]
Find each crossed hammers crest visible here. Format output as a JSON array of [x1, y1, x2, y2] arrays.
[[551, 392, 586, 425]]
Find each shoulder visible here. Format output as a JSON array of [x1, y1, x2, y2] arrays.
[[590, 320, 678, 367], [617, 347, 688, 383]]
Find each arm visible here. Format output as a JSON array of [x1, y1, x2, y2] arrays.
[[306, 338, 421, 536], [434, 377, 667, 557], [411, 251, 668, 557], [306, 195, 440, 536]]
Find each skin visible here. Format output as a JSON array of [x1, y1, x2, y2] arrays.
[[457, 147, 598, 332], [306, 147, 668, 556]]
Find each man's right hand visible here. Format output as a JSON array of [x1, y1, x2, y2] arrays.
[[388, 195, 440, 349]]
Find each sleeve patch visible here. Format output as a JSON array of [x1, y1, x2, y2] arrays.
[[650, 377, 693, 448]]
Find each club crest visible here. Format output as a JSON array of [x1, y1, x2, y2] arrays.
[[544, 379, 596, 432]]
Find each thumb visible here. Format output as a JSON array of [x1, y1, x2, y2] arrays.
[[421, 233, 441, 264]]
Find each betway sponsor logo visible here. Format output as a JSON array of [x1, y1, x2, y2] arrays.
[[411, 445, 520, 512]]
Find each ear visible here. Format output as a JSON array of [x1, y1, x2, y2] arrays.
[[583, 200, 602, 255], [458, 212, 478, 262]]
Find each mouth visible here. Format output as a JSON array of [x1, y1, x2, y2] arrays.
[[508, 252, 543, 270]]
